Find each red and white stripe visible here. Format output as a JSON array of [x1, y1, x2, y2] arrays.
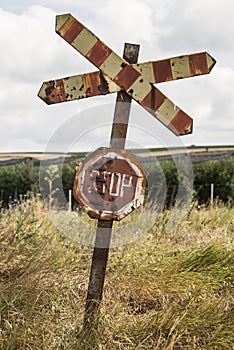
[[133, 52, 216, 83]]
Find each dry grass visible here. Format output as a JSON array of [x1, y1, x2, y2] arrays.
[[0, 201, 233, 349]]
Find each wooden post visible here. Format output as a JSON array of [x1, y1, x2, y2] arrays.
[[83, 43, 140, 338]]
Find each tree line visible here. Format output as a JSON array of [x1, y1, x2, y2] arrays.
[[0, 157, 233, 208]]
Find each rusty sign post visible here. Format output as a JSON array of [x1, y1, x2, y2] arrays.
[[38, 13, 216, 341], [79, 43, 141, 335]]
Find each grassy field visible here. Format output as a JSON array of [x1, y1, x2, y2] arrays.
[[0, 201, 233, 349]]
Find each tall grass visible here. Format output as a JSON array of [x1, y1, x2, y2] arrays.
[[0, 201, 233, 349]]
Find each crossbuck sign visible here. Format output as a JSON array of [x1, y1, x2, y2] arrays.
[[38, 14, 216, 136]]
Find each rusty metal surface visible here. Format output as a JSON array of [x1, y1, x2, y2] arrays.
[[123, 43, 140, 63], [111, 43, 140, 149], [56, 14, 84, 44], [82, 43, 141, 339], [83, 219, 112, 331], [38, 52, 215, 106], [134, 52, 216, 83], [47, 13, 195, 136], [73, 148, 146, 221], [53, 14, 193, 136], [38, 13, 216, 136], [38, 71, 119, 105]]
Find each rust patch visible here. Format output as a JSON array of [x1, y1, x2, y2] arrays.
[[44, 80, 66, 104], [123, 43, 140, 64], [189, 53, 208, 76], [114, 64, 141, 90], [82, 72, 99, 97], [73, 148, 146, 221], [141, 85, 165, 113], [56, 16, 84, 44], [82, 72, 109, 96], [169, 110, 193, 135], [98, 73, 109, 94], [153, 59, 173, 83], [86, 40, 112, 67]]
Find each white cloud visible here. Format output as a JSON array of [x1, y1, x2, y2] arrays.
[[0, 6, 53, 81], [156, 1, 234, 82], [0, 1, 233, 151], [95, 0, 154, 42]]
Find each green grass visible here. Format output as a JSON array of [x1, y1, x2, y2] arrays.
[[0, 202, 233, 349]]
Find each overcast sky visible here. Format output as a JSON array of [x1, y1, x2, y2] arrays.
[[0, 0, 233, 152]]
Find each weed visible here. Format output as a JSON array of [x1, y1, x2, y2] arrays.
[[0, 202, 233, 349]]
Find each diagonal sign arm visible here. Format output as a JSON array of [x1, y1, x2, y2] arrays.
[[55, 14, 193, 135], [38, 71, 120, 105], [55, 14, 130, 79], [132, 52, 216, 84]]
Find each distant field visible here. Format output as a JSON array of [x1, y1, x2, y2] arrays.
[[0, 145, 233, 162], [0, 153, 69, 161], [137, 145, 234, 158]]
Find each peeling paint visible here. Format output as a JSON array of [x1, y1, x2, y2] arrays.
[[73, 148, 146, 221]]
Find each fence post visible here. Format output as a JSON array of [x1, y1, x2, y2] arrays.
[[210, 183, 214, 205], [68, 189, 72, 211]]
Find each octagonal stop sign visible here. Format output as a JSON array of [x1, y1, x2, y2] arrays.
[[73, 148, 146, 221]]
